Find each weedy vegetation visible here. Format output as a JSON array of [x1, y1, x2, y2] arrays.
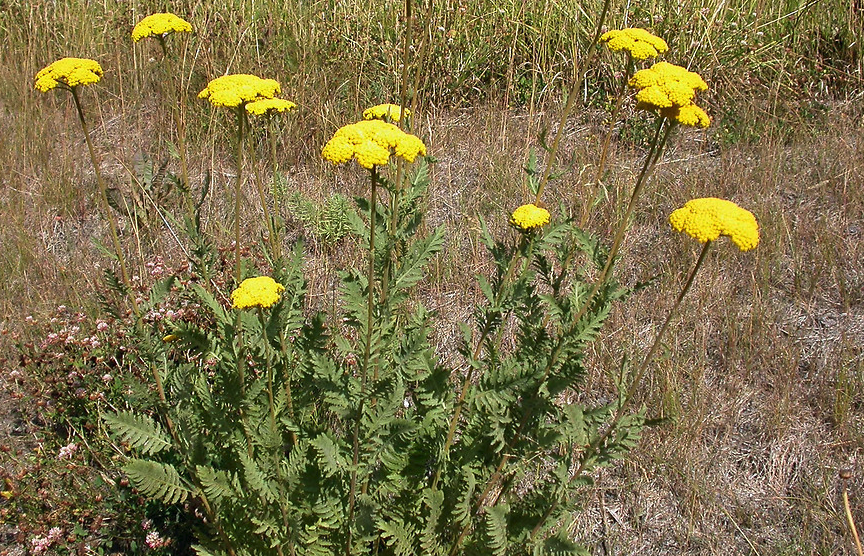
[[0, 0, 862, 555]]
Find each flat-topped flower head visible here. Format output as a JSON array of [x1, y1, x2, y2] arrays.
[[659, 103, 711, 128], [231, 276, 285, 309], [245, 98, 297, 116], [629, 61, 708, 109], [35, 58, 103, 92], [510, 203, 551, 232], [322, 120, 426, 169], [363, 103, 411, 123], [132, 13, 192, 42], [669, 198, 759, 251], [600, 28, 668, 60], [198, 74, 281, 108]]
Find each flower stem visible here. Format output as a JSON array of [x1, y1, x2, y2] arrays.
[[579, 54, 633, 227], [70, 86, 139, 319], [347, 165, 379, 556], [246, 112, 280, 260], [533, 0, 611, 204], [233, 106, 245, 284], [529, 240, 713, 540]]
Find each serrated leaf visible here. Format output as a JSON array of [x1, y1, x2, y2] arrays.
[[124, 459, 193, 504], [103, 411, 171, 455]]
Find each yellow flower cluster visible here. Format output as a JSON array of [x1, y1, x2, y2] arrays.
[[131, 13, 192, 42], [600, 28, 668, 60], [629, 61, 710, 127], [231, 276, 286, 309], [198, 74, 281, 108], [629, 62, 707, 109], [659, 104, 711, 128], [34, 58, 103, 92], [363, 104, 411, 123], [510, 203, 551, 232], [321, 120, 427, 169], [669, 198, 759, 252], [245, 98, 297, 116]]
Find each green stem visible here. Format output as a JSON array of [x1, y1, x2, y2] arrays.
[[233, 106, 245, 284], [459, 117, 673, 553], [529, 240, 713, 540], [533, 0, 611, 204], [246, 111, 280, 259], [346, 165, 379, 556], [159, 35, 195, 224], [432, 235, 527, 491], [579, 54, 633, 227], [70, 86, 139, 319]]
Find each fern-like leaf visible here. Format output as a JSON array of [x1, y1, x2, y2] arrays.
[[124, 459, 193, 504], [103, 411, 171, 455]]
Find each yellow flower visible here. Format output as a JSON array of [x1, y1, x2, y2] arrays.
[[669, 198, 759, 252], [321, 120, 426, 169], [629, 61, 708, 109], [245, 98, 297, 116], [510, 203, 551, 232], [198, 74, 281, 108], [34, 58, 103, 92], [659, 103, 711, 128], [363, 103, 411, 123], [231, 276, 286, 309], [600, 28, 668, 60], [131, 13, 192, 42]]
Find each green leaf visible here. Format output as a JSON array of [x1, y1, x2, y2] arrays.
[[124, 459, 193, 504], [103, 411, 171, 455]]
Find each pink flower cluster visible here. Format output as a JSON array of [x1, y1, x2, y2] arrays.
[[58, 442, 78, 460], [30, 527, 63, 554]]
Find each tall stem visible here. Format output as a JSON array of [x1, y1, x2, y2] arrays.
[[346, 165, 379, 556], [579, 54, 633, 227], [233, 107, 245, 284], [529, 240, 713, 540], [460, 118, 673, 552], [70, 86, 139, 319], [159, 36, 195, 224], [246, 112, 280, 259], [533, 0, 612, 203]]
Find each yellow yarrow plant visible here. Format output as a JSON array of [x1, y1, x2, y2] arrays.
[[629, 61, 708, 109], [231, 276, 286, 309], [131, 13, 192, 42], [34, 58, 103, 92], [510, 203, 551, 232], [669, 198, 759, 252], [600, 28, 668, 60], [363, 104, 411, 123], [245, 98, 297, 116], [322, 120, 426, 169], [198, 74, 281, 108]]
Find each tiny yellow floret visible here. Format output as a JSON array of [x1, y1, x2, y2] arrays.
[[35, 58, 103, 92], [231, 276, 286, 309], [198, 74, 281, 108], [600, 28, 669, 60], [363, 104, 411, 123], [321, 120, 426, 169], [660, 103, 711, 128], [669, 198, 759, 252], [510, 203, 551, 232], [246, 98, 297, 116], [629, 61, 708, 110], [132, 13, 192, 43]]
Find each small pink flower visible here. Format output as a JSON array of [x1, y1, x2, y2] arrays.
[[97, 321, 109, 332], [58, 442, 78, 460], [102, 373, 113, 383]]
